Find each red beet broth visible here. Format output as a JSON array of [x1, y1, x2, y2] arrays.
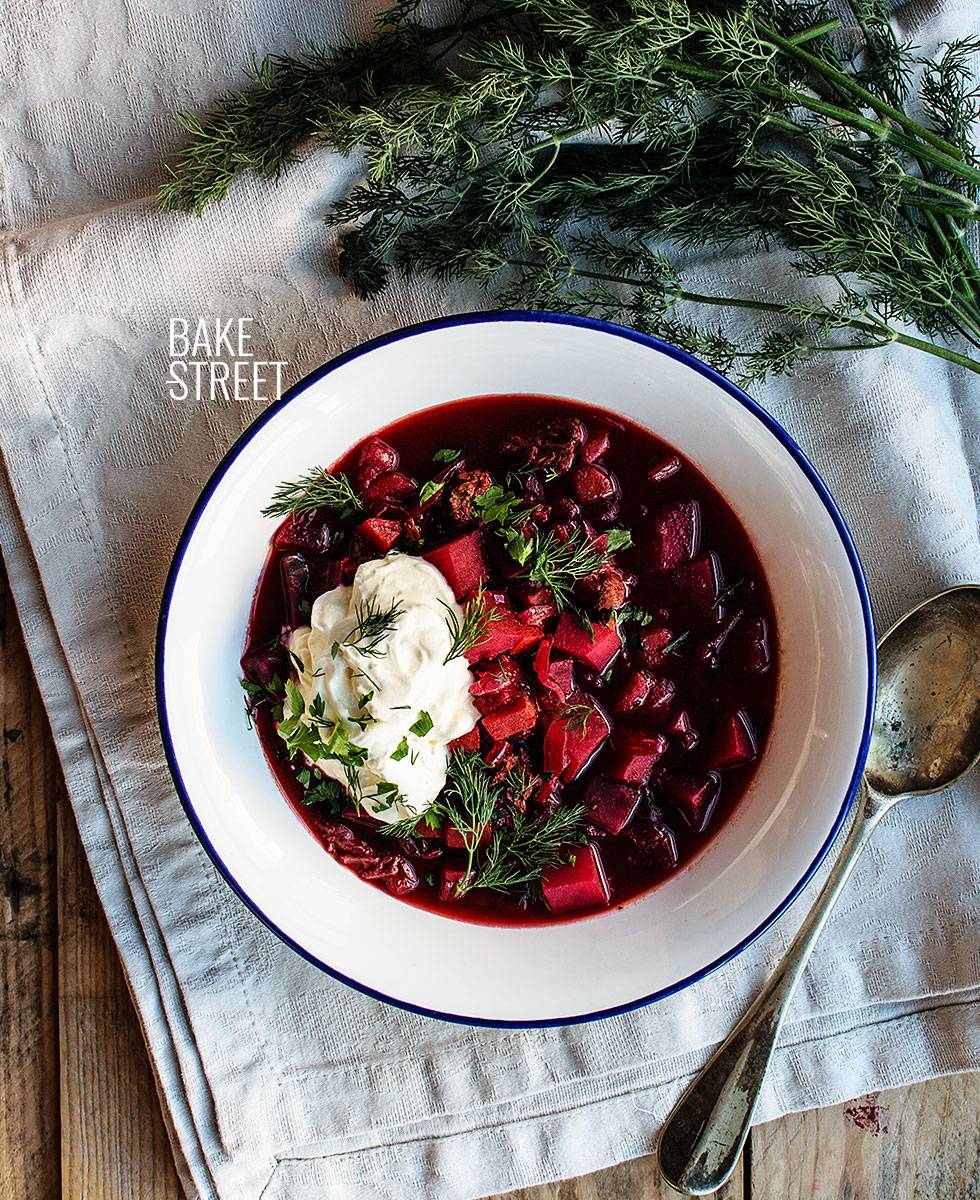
[[243, 395, 778, 925]]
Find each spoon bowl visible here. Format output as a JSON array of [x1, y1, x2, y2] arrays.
[[657, 582, 980, 1195], [868, 585, 980, 798]]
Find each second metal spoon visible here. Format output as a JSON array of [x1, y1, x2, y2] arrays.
[[657, 584, 980, 1195]]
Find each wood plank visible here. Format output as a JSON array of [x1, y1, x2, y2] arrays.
[[751, 1073, 980, 1199], [491, 1152, 745, 1199], [57, 792, 183, 1198], [0, 568, 60, 1200]]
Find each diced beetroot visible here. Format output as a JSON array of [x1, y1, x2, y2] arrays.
[[581, 430, 611, 463], [356, 517, 402, 553], [662, 771, 722, 832], [449, 727, 481, 753], [518, 601, 560, 629], [272, 510, 332, 554], [626, 819, 679, 870], [637, 625, 674, 668], [472, 688, 520, 716], [362, 470, 417, 513], [543, 697, 611, 782], [733, 616, 772, 674], [584, 778, 642, 834], [533, 776, 562, 806], [672, 552, 724, 614], [707, 710, 758, 770], [439, 865, 467, 901], [648, 455, 682, 484], [470, 657, 524, 697], [511, 583, 553, 609], [541, 843, 611, 913], [546, 657, 576, 699], [532, 638, 553, 686], [572, 463, 619, 505], [607, 731, 668, 784], [356, 436, 399, 488], [481, 694, 538, 741], [240, 642, 282, 686], [310, 556, 344, 597], [423, 530, 490, 600], [649, 500, 700, 571], [553, 612, 622, 673], [644, 674, 676, 711], [533, 638, 575, 696], [668, 710, 699, 751], [445, 823, 491, 850], [466, 604, 542, 662], [613, 669, 654, 714], [279, 553, 309, 628]]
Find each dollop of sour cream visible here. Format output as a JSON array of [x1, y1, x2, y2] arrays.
[[289, 552, 478, 822]]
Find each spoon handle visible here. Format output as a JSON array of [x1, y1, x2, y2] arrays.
[[657, 784, 890, 1195]]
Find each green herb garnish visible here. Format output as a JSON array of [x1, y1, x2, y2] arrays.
[[663, 630, 691, 656], [390, 736, 410, 762], [419, 479, 445, 504], [161, 7, 980, 383], [433, 447, 461, 463], [409, 710, 434, 737], [522, 527, 608, 608], [441, 586, 498, 663], [262, 468, 360, 519], [474, 805, 587, 894], [332, 598, 404, 659], [557, 700, 594, 736], [605, 528, 633, 553]]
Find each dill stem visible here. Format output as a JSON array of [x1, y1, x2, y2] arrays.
[[507, 258, 980, 376], [757, 24, 969, 165], [663, 57, 980, 190]]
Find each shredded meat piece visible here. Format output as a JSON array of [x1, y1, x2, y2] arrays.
[[578, 563, 630, 611], [445, 468, 493, 526], [501, 416, 586, 477], [312, 819, 419, 894]]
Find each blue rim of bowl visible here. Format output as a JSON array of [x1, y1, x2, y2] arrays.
[[156, 309, 876, 1029]]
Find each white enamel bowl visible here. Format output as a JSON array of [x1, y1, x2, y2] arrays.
[[157, 312, 875, 1026]]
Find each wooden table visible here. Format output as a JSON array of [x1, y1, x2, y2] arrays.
[[1, 566, 976, 1200]]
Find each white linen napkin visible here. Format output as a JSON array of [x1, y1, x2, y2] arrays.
[[1, 1, 977, 1197]]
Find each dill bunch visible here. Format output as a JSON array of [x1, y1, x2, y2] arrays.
[[159, 0, 980, 381]]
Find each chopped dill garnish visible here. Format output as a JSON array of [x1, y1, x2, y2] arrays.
[[261, 468, 360, 519], [442, 586, 498, 663], [522, 527, 608, 608], [473, 805, 587, 894], [332, 598, 404, 659]]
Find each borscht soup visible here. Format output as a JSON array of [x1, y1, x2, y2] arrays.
[[240, 396, 778, 924]]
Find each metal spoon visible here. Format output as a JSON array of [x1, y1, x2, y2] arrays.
[[657, 584, 980, 1195]]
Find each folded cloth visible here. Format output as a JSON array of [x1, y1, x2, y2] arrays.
[[1, 0, 977, 1197]]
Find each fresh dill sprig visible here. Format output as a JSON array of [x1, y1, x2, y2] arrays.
[[377, 806, 442, 839], [522, 527, 608, 608], [441, 586, 498, 663], [332, 598, 404, 659], [473, 804, 588, 894], [160, 1, 980, 381], [440, 750, 503, 893], [262, 467, 361, 519], [557, 699, 594, 736]]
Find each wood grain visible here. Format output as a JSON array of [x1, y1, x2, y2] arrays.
[[57, 762, 183, 1199], [0, 571, 60, 1200], [0, 556, 976, 1200], [491, 1154, 744, 1199], [751, 1074, 980, 1200]]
